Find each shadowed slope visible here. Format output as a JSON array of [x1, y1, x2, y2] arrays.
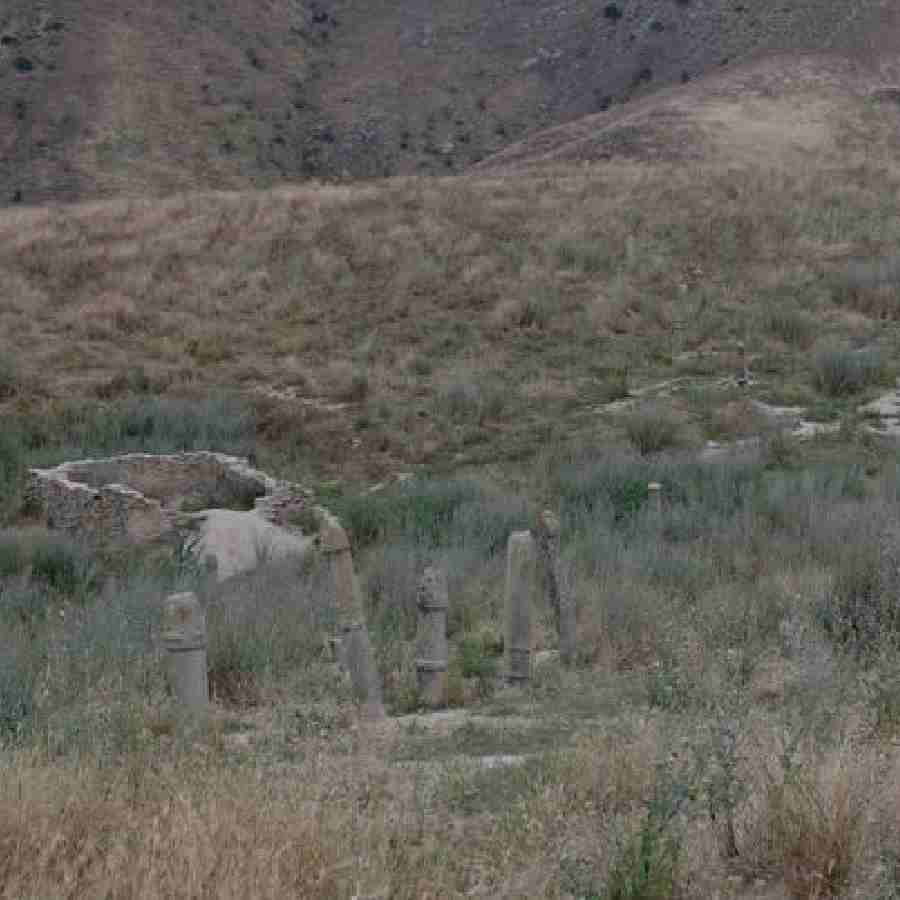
[[0, 0, 896, 206]]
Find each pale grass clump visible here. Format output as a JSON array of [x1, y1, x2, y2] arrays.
[[742, 748, 876, 900], [0, 753, 342, 900]]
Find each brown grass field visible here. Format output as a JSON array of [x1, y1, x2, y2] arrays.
[[3, 42, 900, 899]]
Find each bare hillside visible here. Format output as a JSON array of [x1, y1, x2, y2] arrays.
[[1, 0, 896, 206]]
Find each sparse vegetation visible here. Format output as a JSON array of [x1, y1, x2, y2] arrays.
[[623, 406, 683, 456], [6, 31, 900, 897], [813, 347, 888, 398]]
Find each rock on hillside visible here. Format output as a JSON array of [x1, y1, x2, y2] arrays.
[[0, 0, 896, 206]]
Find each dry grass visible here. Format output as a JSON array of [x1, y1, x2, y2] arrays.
[[6, 46, 900, 900], [3, 127, 900, 481]]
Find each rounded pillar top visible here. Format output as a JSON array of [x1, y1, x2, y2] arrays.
[[417, 565, 448, 611], [537, 509, 561, 536], [162, 591, 206, 651]]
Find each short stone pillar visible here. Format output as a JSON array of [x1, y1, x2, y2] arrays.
[[535, 510, 562, 628], [648, 482, 662, 517], [415, 566, 449, 708], [505, 531, 537, 685], [536, 510, 576, 666], [162, 592, 209, 710], [341, 623, 386, 720], [558, 569, 577, 668], [317, 519, 385, 720]]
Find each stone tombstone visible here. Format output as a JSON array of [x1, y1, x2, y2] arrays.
[[161, 591, 209, 710], [505, 530, 537, 685], [415, 566, 449, 708], [316, 519, 385, 719]]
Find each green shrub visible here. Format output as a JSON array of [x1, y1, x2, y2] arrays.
[[817, 540, 900, 655], [0, 355, 20, 400], [813, 347, 887, 397], [22, 392, 255, 463], [553, 238, 613, 275], [0, 584, 52, 633], [0, 428, 24, 521], [0, 531, 28, 578], [762, 307, 814, 347], [603, 814, 680, 900], [0, 647, 35, 740], [331, 480, 482, 552], [435, 379, 506, 425], [206, 558, 331, 704], [30, 535, 97, 600]]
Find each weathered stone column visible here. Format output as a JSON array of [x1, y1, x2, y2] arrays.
[[415, 566, 449, 708], [317, 518, 385, 720], [648, 482, 662, 518], [558, 565, 577, 668], [536, 509, 576, 666], [505, 530, 536, 685], [162, 591, 209, 710], [535, 510, 561, 629], [341, 623, 386, 720]]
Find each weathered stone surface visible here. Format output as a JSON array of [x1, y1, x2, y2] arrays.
[[505, 530, 536, 685], [535, 509, 561, 626], [342, 622, 386, 720], [416, 566, 449, 708], [161, 591, 209, 710], [182, 509, 314, 581]]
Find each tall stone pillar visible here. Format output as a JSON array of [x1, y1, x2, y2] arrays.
[[415, 566, 449, 708], [317, 519, 385, 719], [536, 510, 561, 629], [537, 509, 576, 666], [505, 531, 536, 685]]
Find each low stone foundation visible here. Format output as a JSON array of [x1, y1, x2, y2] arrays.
[[26, 451, 315, 548]]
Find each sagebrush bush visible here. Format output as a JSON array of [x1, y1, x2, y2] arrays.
[[0, 355, 20, 400], [435, 378, 506, 425], [623, 407, 682, 456], [206, 557, 332, 704], [762, 306, 815, 347], [813, 347, 887, 397], [21, 392, 256, 464], [0, 428, 24, 522], [30, 534, 98, 600]]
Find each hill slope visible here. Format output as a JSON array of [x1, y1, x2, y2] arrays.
[[1, 0, 896, 206], [2, 51, 900, 482]]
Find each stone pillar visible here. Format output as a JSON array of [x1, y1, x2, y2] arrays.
[[558, 566, 577, 668], [535, 510, 561, 629], [162, 592, 209, 710], [648, 482, 662, 518], [536, 510, 576, 666], [317, 519, 385, 719], [342, 623, 386, 720], [318, 520, 364, 625], [505, 531, 536, 685], [415, 566, 449, 708]]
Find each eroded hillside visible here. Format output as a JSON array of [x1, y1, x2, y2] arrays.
[[0, 0, 895, 205]]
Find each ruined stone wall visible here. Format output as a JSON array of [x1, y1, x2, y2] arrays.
[[26, 451, 312, 547]]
